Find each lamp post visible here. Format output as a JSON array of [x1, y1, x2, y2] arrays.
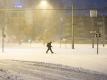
[[102, 17, 105, 47], [90, 10, 99, 54], [89, 31, 96, 48], [2, 25, 5, 53], [72, 3, 74, 49], [59, 17, 64, 48], [2, 0, 8, 53]]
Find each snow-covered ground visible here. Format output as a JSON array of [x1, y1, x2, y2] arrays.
[[0, 60, 107, 80], [0, 43, 107, 80]]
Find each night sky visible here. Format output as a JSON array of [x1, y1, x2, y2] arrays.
[[0, 0, 106, 16], [53, 0, 107, 16], [74, 0, 107, 8], [70, 0, 107, 16]]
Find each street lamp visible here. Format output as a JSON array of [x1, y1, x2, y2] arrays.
[[38, 0, 52, 10]]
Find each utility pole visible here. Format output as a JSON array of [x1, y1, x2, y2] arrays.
[[102, 17, 105, 47], [72, 3, 74, 49], [96, 18, 99, 55], [60, 17, 63, 48], [2, 25, 5, 53], [96, 33, 99, 55], [2, 0, 8, 53], [90, 31, 96, 48]]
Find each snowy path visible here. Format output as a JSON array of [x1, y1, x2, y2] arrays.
[[0, 60, 107, 80]]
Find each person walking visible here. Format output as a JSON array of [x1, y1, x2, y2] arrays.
[[46, 42, 54, 54]]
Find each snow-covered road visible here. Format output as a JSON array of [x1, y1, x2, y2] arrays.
[[0, 43, 107, 76], [0, 60, 107, 80]]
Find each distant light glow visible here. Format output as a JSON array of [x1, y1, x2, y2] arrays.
[[36, 0, 53, 10], [41, 0, 48, 6], [39, 0, 49, 9], [15, 3, 23, 8]]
